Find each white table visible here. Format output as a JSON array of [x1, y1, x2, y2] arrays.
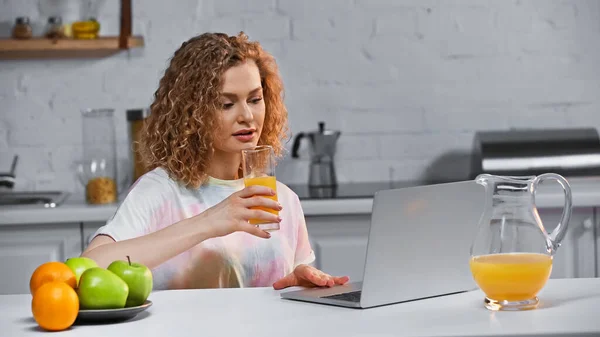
[[2, 278, 600, 337]]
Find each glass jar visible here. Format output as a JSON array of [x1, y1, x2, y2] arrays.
[[72, 18, 100, 39], [45, 16, 65, 39], [126, 108, 151, 185], [77, 108, 118, 205], [12, 17, 32, 39]]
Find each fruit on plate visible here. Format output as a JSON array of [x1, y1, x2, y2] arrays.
[[64, 256, 98, 287], [29, 261, 77, 296], [32, 281, 79, 331], [77, 267, 129, 310], [107, 256, 153, 307]]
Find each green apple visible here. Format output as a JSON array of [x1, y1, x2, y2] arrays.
[[77, 267, 129, 310], [107, 256, 153, 307], [64, 257, 98, 286]]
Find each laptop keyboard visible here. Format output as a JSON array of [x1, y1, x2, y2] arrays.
[[321, 290, 362, 302]]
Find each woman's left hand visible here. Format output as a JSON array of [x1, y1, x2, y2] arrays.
[[272, 264, 349, 290]]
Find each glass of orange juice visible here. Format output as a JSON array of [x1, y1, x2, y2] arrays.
[[241, 145, 279, 231]]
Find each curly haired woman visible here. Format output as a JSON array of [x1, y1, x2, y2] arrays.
[[82, 32, 349, 291]]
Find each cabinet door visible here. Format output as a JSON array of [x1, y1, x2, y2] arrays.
[[596, 208, 600, 278], [304, 214, 371, 282], [537, 207, 596, 279], [82, 222, 106, 250], [0, 224, 82, 295]]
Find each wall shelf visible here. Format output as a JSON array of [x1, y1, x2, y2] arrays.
[[0, 36, 144, 59], [0, 0, 142, 60]]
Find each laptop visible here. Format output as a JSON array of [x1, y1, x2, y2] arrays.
[[280, 180, 485, 309]]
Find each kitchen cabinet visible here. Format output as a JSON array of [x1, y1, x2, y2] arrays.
[[304, 214, 371, 282], [0, 198, 596, 296], [596, 208, 600, 278], [537, 207, 597, 279], [0, 224, 81, 295], [304, 207, 598, 283]]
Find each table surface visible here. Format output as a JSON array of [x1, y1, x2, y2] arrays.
[[2, 278, 600, 337]]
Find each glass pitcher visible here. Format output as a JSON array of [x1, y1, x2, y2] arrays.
[[469, 173, 572, 311], [76, 108, 119, 205]]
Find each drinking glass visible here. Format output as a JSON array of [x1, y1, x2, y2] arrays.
[[241, 145, 279, 231]]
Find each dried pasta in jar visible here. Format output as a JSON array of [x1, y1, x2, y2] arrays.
[[86, 176, 117, 204]]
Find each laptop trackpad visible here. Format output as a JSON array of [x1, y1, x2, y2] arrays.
[[281, 281, 363, 299], [321, 290, 362, 302]]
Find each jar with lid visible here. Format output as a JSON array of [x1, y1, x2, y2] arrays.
[[126, 108, 151, 185], [45, 16, 65, 39], [12, 17, 32, 39], [72, 17, 100, 39], [76, 108, 119, 205]]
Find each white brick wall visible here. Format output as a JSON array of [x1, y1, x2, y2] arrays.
[[1, 0, 600, 194]]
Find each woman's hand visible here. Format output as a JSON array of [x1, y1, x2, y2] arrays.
[[198, 185, 282, 239], [272, 264, 350, 290]]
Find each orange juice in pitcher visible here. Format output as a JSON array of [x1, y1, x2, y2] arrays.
[[470, 173, 572, 311], [469, 253, 553, 302]]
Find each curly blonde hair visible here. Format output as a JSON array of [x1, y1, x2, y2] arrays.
[[139, 32, 289, 188]]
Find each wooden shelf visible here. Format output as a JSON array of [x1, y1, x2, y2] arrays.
[[0, 0, 141, 60], [0, 36, 144, 59]]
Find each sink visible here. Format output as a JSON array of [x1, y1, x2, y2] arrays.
[[0, 191, 70, 208]]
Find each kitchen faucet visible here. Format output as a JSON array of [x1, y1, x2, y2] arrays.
[[0, 155, 18, 189]]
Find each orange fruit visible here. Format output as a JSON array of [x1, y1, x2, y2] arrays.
[[31, 281, 79, 331], [30, 261, 77, 296]]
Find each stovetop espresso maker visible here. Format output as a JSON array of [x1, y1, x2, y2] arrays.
[[291, 121, 341, 187]]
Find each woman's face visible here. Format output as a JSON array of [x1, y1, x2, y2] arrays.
[[213, 59, 266, 155]]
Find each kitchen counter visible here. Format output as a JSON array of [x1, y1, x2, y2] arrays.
[[2, 278, 600, 337], [0, 194, 375, 226], [1, 176, 600, 226]]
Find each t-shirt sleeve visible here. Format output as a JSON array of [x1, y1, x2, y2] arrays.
[[92, 173, 169, 242], [292, 194, 316, 267]]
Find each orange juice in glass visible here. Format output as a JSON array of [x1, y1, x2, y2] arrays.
[[241, 145, 279, 231]]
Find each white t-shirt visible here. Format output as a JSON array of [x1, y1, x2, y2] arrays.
[[93, 167, 315, 290]]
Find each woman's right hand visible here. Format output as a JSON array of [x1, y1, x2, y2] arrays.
[[198, 185, 282, 239]]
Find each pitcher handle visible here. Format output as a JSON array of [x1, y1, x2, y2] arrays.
[[532, 173, 573, 252]]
